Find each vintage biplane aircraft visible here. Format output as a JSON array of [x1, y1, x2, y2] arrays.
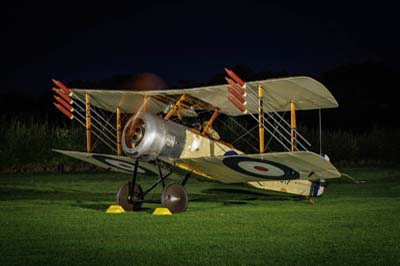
[[51, 68, 341, 213]]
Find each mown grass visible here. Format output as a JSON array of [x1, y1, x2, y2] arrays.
[[0, 167, 399, 266]]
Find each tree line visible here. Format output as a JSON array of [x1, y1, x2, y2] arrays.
[[0, 62, 398, 172]]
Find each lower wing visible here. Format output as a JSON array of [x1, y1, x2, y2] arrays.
[[167, 151, 341, 183], [53, 149, 160, 176], [54, 149, 341, 184]]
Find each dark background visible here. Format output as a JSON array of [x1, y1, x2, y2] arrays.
[[2, 1, 399, 130]]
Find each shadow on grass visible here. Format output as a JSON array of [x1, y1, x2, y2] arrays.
[[223, 200, 248, 205], [73, 187, 305, 212], [0, 186, 114, 202], [72, 199, 159, 213], [0, 184, 305, 213], [72, 202, 109, 211], [191, 188, 304, 202], [69, 187, 292, 212]]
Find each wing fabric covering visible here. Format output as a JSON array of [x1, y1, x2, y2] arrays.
[[168, 151, 341, 183], [53, 149, 162, 176], [70, 76, 338, 116], [54, 150, 340, 185]]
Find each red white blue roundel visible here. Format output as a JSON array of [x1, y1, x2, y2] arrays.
[[223, 157, 299, 180], [92, 155, 155, 176]]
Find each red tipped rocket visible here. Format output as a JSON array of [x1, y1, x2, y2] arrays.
[[52, 79, 72, 96], [53, 102, 74, 120], [53, 88, 73, 104], [227, 86, 247, 105], [53, 95, 74, 112], [225, 77, 246, 96], [227, 95, 247, 114], [225, 68, 245, 87]]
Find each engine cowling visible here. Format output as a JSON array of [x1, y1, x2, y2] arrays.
[[122, 113, 186, 161]]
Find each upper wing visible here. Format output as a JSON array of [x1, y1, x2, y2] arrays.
[[69, 76, 338, 116], [165, 151, 341, 183]]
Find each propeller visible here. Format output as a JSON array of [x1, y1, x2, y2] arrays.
[[118, 72, 166, 149], [124, 96, 149, 148]]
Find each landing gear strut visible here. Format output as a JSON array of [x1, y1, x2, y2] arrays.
[[117, 159, 144, 211], [116, 158, 191, 213]]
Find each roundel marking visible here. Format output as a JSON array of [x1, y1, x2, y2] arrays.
[[104, 158, 145, 173], [223, 156, 300, 180], [237, 161, 285, 176], [92, 155, 155, 176], [254, 166, 269, 172]]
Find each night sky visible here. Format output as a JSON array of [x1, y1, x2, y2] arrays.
[[3, 1, 399, 95]]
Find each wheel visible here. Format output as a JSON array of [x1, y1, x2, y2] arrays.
[[116, 182, 144, 211], [161, 183, 188, 213]]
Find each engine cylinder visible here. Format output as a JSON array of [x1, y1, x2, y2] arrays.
[[122, 113, 186, 161]]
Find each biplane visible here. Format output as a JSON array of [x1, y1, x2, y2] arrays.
[[51, 68, 341, 213]]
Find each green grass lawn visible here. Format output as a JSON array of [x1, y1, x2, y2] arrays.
[[0, 167, 399, 266]]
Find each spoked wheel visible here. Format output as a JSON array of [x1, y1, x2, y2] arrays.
[[116, 182, 144, 211], [161, 183, 188, 213]]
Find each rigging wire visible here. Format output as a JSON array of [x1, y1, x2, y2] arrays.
[[243, 85, 312, 151], [319, 108, 322, 155], [215, 116, 260, 153]]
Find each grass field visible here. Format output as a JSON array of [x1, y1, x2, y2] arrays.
[[0, 167, 399, 266]]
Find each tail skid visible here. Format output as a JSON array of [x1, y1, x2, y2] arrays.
[[341, 172, 367, 184]]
